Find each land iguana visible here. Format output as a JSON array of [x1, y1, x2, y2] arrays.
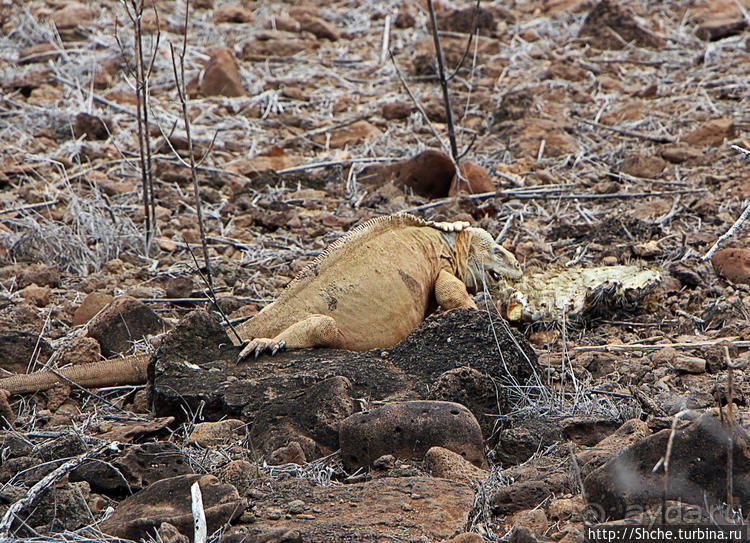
[[0, 213, 522, 394]]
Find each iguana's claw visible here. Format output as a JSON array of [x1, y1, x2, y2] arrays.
[[270, 340, 286, 356], [238, 338, 285, 362]]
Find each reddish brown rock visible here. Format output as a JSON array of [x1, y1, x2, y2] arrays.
[[620, 154, 666, 178], [51, 3, 95, 31], [296, 14, 340, 41], [213, 4, 253, 23], [682, 117, 736, 147], [450, 161, 495, 195], [269, 441, 307, 465], [73, 112, 111, 140], [659, 143, 702, 164], [438, 6, 496, 35], [86, 295, 166, 356], [188, 47, 246, 98], [381, 100, 413, 120], [99, 474, 243, 540], [425, 446, 488, 486], [19, 284, 49, 307], [579, 0, 665, 49], [189, 419, 244, 447], [264, 14, 301, 32], [56, 336, 101, 366], [316, 120, 380, 148], [711, 247, 750, 284], [19, 263, 60, 288], [359, 150, 460, 199], [73, 292, 114, 326], [696, 17, 748, 41], [240, 35, 318, 59]]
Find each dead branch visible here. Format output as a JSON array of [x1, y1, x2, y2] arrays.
[[170, 0, 214, 290]]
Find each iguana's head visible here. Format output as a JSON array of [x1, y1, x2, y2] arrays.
[[464, 227, 523, 293]]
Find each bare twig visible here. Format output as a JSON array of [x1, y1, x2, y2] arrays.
[[184, 237, 243, 344], [170, 0, 214, 290], [427, 0, 458, 161], [574, 115, 676, 143], [122, 0, 160, 254], [401, 187, 707, 213], [0, 200, 59, 216], [575, 338, 750, 352], [724, 346, 734, 509], [388, 49, 451, 157], [701, 200, 750, 261]]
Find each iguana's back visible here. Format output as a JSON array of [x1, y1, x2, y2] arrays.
[[235, 214, 459, 351]]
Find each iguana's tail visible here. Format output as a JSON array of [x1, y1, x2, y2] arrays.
[[0, 354, 150, 395]]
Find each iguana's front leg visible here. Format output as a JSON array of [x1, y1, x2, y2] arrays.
[[238, 314, 342, 361], [435, 269, 478, 310]]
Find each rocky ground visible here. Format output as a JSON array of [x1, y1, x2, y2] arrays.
[[1, 0, 750, 541]]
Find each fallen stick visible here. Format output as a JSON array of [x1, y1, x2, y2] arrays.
[[575, 338, 750, 353], [402, 188, 708, 213], [574, 116, 676, 143]]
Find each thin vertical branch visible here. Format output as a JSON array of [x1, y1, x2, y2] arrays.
[[426, 0, 458, 161], [724, 347, 735, 509], [170, 0, 214, 290], [123, 0, 159, 255]]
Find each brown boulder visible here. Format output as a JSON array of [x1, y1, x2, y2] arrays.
[[73, 112, 111, 140], [381, 100, 413, 120], [296, 14, 340, 41], [19, 284, 49, 307], [18, 262, 60, 288], [73, 291, 114, 326], [86, 295, 166, 356], [0, 331, 53, 374], [450, 161, 495, 195], [99, 474, 243, 540], [70, 441, 193, 495], [51, 3, 95, 31], [339, 400, 487, 471], [712, 247, 750, 284], [188, 47, 246, 98], [425, 446, 489, 486], [682, 117, 736, 147], [579, 0, 665, 49], [189, 419, 244, 447], [659, 143, 702, 164], [583, 413, 750, 519], [213, 4, 253, 23], [620, 154, 666, 178]]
